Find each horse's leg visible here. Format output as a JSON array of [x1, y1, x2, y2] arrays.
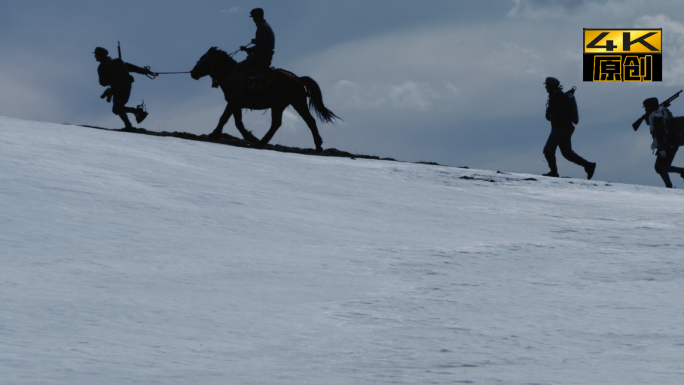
[[257, 105, 286, 148], [209, 103, 233, 139], [232, 108, 259, 143], [291, 98, 323, 152]]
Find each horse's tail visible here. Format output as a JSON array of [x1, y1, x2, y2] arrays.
[[299, 76, 340, 124]]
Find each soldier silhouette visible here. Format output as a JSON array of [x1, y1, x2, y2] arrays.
[[542, 77, 596, 179], [94, 47, 154, 130], [233, 8, 275, 100], [642, 97, 684, 188]]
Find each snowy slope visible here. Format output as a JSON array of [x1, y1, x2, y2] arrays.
[[1, 116, 684, 385]]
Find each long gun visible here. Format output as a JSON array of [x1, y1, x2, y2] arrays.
[[633, 90, 683, 131], [117, 41, 122, 60]]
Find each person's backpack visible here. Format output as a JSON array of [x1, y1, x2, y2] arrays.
[[565, 86, 579, 125], [664, 116, 684, 146], [103, 58, 134, 88]]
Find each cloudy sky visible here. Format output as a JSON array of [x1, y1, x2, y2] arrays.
[[2, 0, 684, 186]]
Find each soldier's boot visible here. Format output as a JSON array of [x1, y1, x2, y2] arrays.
[[134, 101, 148, 124], [585, 162, 596, 180], [543, 152, 559, 178], [119, 113, 135, 131]]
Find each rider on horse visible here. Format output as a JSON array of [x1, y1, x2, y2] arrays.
[[234, 8, 275, 100]]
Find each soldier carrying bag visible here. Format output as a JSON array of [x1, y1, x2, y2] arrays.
[[664, 116, 684, 146], [565, 87, 579, 125]]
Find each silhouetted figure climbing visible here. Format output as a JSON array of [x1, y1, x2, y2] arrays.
[[94, 47, 153, 130], [642, 97, 684, 188], [542, 77, 596, 180], [233, 8, 275, 100]]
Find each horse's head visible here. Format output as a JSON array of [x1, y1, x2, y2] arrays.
[[191, 47, 236, 81], [190, 48, 214, 80]]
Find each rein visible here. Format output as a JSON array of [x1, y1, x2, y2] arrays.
[[155, 71, 192, 75], [144, 44, 249, 79], [228, 43, 253, 58]]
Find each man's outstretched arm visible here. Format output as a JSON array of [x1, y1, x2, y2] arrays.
[[125, 62, 154, 76]]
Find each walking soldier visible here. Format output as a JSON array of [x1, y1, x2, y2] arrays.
[[94, 46, 154, 130], [642, 96, 684, 188], [542, 77, 596, 180]]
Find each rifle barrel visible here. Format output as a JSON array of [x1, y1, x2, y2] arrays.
[[663, 90, 683, 106]]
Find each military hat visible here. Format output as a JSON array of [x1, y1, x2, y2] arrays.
[[93, 47, 108, 56], [544, 77, 560, 88], [249, 8, 264, 18], [643, 97, 659, 108]]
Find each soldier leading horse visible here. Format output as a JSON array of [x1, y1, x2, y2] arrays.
[[191, 47, 339, 151]]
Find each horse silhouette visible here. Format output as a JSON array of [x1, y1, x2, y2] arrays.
[[191, 47, 339, 151]]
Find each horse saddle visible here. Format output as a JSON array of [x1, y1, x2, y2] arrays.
[[229, 68, 276, 92]]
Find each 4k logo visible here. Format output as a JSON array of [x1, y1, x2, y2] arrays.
[[583, 29, 662, 82]]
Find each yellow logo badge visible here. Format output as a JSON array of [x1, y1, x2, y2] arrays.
[[583, 29, 662, 82]]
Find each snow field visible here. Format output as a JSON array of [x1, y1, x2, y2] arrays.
[[1, 116, 684, 384]]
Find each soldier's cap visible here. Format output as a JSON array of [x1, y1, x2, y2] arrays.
[[643, 97, 659, 108], [544, 77, 560, 88], [93, 47, 108, 56], [249, 8, 264, 18]]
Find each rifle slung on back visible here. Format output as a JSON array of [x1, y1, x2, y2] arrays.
[[633, 90, 683, 131]]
